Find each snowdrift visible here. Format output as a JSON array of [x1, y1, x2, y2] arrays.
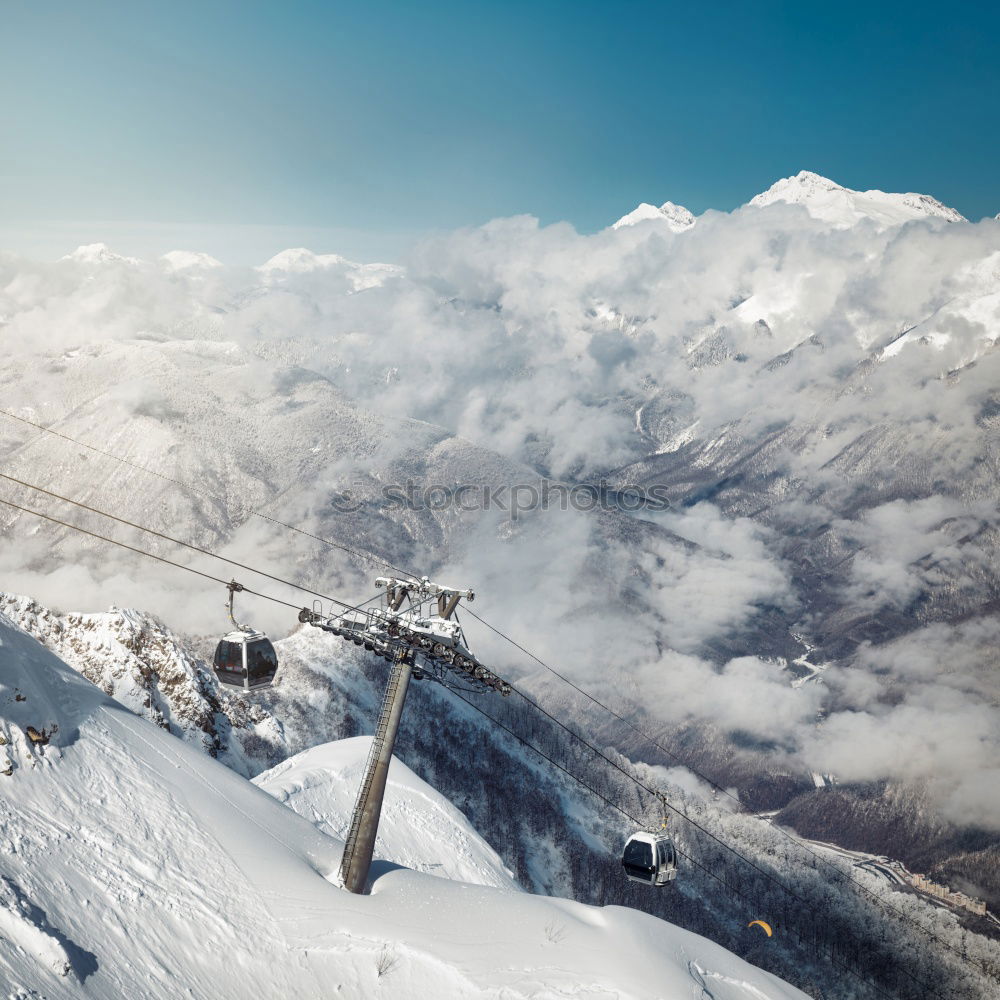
[[0, 610, 808, 999], [254, 738, 520, 891]]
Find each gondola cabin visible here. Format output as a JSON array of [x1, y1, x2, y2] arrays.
[[213, 629, 279, 691], [621, 831, 677, 886]]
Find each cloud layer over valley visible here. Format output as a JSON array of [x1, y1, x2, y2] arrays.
[[2, 173, 998, 829]]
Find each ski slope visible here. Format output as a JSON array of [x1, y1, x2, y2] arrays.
[[0, 609, 809, 999]]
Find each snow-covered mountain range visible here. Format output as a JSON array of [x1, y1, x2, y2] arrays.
[[2, 170, 999, 997], [613, 169, 974, 230], [747, 170, 969, 226]]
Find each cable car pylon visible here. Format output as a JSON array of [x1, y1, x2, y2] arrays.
[[298, 574, 508, 893], [338, 646, 413, 893]]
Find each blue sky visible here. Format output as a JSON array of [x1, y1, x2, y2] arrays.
[[2, 0, 998, 261]]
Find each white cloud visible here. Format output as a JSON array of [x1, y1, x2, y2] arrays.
[[1, 203, 999, 828]]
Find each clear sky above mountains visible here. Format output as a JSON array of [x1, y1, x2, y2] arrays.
[[2, 0, 997, 262]]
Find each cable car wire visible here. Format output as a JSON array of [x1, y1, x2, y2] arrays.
[[464, 605, 997, 983], [5, 455, 993, 986], [11, 393, 969, 945], [0, 471, 375, 618], [5, 459, 993, 984], [0, 407, 421, 583], [0, 497, 304, 612]]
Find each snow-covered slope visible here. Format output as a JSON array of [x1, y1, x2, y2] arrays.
[[613, 200, 696, 231], [748, 170, 966, 227], [0, 594, 279, 776], [254, 736, 520, 890], [0, 609, 809, 1000]]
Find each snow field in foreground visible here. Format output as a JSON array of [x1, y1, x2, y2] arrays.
[[0, 610, 808, 999]]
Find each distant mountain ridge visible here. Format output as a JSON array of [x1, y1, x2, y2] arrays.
[[44, 173, 977, 269], [748, 169, 967, 226], [612, 200, 696, 231], [612, 169, 968, 230]]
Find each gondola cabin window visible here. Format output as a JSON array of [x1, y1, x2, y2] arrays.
[[623, 839, 654, 872], [214, 640, 246, 686], [246, 638, 278, 687]]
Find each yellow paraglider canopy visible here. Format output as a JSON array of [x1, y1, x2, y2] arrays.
[[747, 920, 773, 937]]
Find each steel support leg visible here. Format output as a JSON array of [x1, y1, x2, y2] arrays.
[[339, 650, 413, 894]]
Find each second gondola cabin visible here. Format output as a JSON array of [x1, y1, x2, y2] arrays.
[[213, 629, 279, 691], [621, 831, 677, 886]]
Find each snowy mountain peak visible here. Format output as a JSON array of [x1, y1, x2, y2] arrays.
[[160, 250, 223, 271], [257, 247, 352, 272], [59, 243, 140, 266], [748, 170, 966, 227], [761, 170, 843, 197], [256, 247, 403, 289], [612, 200, 696, 232]]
